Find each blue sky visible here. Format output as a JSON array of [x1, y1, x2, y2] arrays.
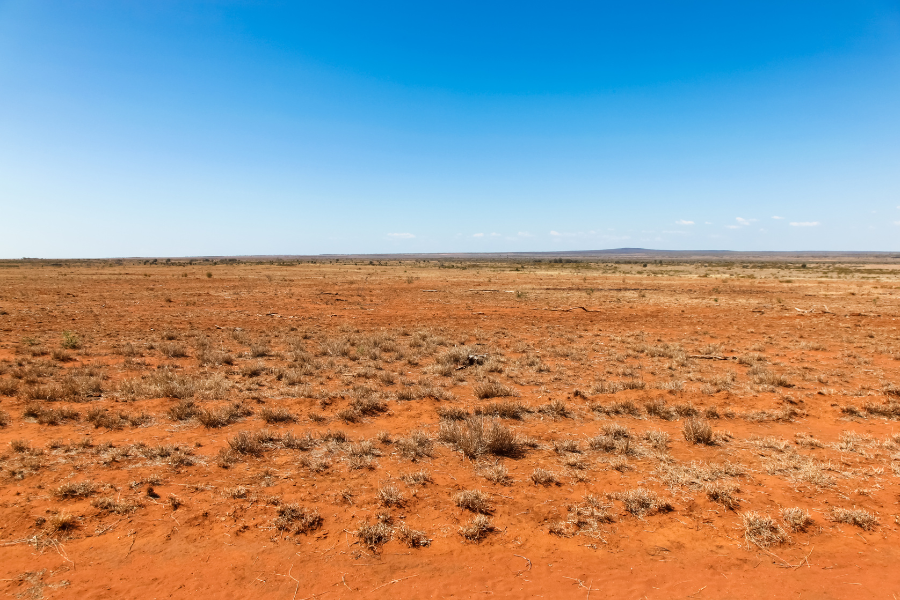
[[1, 1, 899, 257]]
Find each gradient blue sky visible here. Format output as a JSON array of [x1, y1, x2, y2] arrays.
[[1, 1, 899, 257]]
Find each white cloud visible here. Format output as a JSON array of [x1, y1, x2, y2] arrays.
[[893, 221, 900, 225], [789, 221, 820, 227], [490, 232, 501, 237], [472, 233, 484, 237], [735, 217, 756, 226], [725, 225, 740, 229], [517, 231, 533, 237], [772, 216, 784, 220], [387, 233, 415, 239], [675, 219, 694, 225], [704, 221, 713, 225], [550, 230, 561, 236]]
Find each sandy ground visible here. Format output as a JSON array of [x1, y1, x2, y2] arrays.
[[1, 259, 899, 599]]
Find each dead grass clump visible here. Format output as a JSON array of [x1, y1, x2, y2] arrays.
[[562, 495, 615, 537], [538, 399, 570, 418], [438, 406, 469, 421], [198, 402, 253, 428], [275, 504, 322, 534], [227, 431, 265, 457], [704, 481, 740, 510], [474, 401, 530, 420], [480, 462, 511, 484], [86, 408, 151, 430], [830, 507, 877, 530], [10, 438, 33, 453], [590, 399, 641, 417], [24, 403, 80, 425], [459, 514, 493, 542], [591, 380, 646, 394], [474, 381, 520, 399], [357, 521, 392, 550], [657, 460, 744, 489], [55, 481, 97, 499], [0, 410, 9, 427], [611, 488, 672, 518], [741, 512, 788, 547], [454, 489, 491, 514], [0, 379, 20, 397], [861, 401, 900, 419], [530, 468, 559, 486], [644, 430, 670, 450], [781, 507, 814, 532], [644, 398, 677, 420], [395, 430, 433, 461], [378, 484, 405, 507], [260, 407, 297, 424], [553, 439, 581, 454], [682, 417, 714, 445], [394, 523, 430, 547], [400, 470, 432, 486], [763, 451, 835, 486], [92, 497, 140, 514], [350, 394, 388, 416], [167, 399, 198, 421], [281, 430, 318, 450], [47, 512, 78, 533], [750, 365, 793, 388], [439, 417, 522, 459]]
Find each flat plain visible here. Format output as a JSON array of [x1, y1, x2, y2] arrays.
[[1, 256, 899, 599]]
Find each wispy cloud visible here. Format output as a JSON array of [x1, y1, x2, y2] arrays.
[[789, 221, 820, 227], [549, 230, 561, 236], [675, 219, 694, 225], [772, 216, 784, 220], [517, 231, 533, 237], [490, 232, 501, 237], [725, 225, 740, 229], [387, 232, 415, 239], [735, 217, 756, 226], [472, 233, 484, 237]]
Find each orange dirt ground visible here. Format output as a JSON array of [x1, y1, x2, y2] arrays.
[[1, 258, 899, 599]]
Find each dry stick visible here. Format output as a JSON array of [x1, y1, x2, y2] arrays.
[[793, 546, 815, 570], [747, 538, 793, 568], [371, 575, 418, 592], [513, 554, 532, 576]]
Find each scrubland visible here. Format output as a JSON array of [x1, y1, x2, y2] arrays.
[[1, 257, 899, 598]]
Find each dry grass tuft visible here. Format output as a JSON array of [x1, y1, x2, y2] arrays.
[[395, 430, 433, 461], [275, 504, 323, 534], [459, 514, 493, 542], [530, 468, 559, 486], [92, 497, 140, 514], [55, 481, 97, 499], [741, 512, 788, 547], [830, 507, 878, 530], [260, 407, 297, 424], [377, 484, 405, 507], [400, 470, 432, 486], [704, 481, 740, 510], [453, 489, 492, 514], [474, 381, 520, 399], [394, 522, 430, 547], [682, 417, 714, 445], [781, 507, 814, 532], [439, 417, 522, 459], [611, 488, 672, 518], [357, 521, 392, 550]]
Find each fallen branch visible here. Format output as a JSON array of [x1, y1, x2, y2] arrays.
[[689, 355, 736, 361], [513, 554, 532, 576], [371, 575, 418, 592]]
